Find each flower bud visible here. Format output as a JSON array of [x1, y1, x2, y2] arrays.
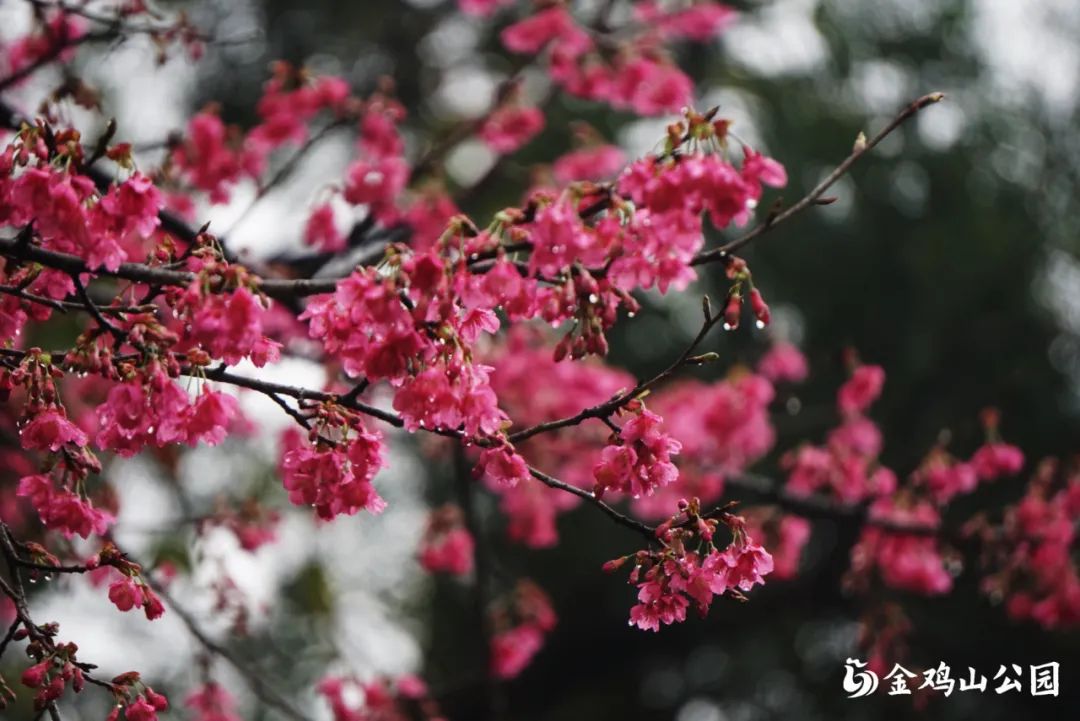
[[749, 288, 770, 327], [145, 688, 169, 711], [602, 557, 628, 573], [723, 294, 741, 330], [21, 661, 49, 688]]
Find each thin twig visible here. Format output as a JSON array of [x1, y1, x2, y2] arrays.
[[692, 92, 946, 266]]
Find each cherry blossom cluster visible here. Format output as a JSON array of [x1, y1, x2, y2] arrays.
[[278, 404, 387, 520], [167, 252, 282, 367], [185, 682, 243, 721], [418, 503, 476, 576], [14, 601, 163, 717], [499, 2, 734, 116], [0, 0, 1036, 715], [104, 672, 170, 721], [606, 498, 774, 631], [973, 458, 1080, 629], [318, 673, 446, 721], [2, 128, 163, 274], [489, 580, 558, 679], [783, 364, 1027, 597], [783, 363, 895, 504], [2, 11, 87, 83], [8, 349, 112, 539], [171, 63, 351, 204]]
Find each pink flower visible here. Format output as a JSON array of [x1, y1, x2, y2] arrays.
[[304, 202, 345, 252], [475, 446, 530, 487], [742, 148, 788, 188], [854, 498, 951, 595], [610, 57, 694, 116], [501, 7, 579, 54], [720, 539, 774, 591], [771, 516, 812, 579], [343, 155, 408, 213], [419, 526, 475, 576], [21, 661, 49, 688], [459, 0, 512, 16], [180, 389, 239, 447], [629, 577, 690, 632], [124, 696, 159, 721], [828, 417, 882, 458], [181, 284, 278, 367], [17, 474, 114, 539], [479, 106, 545, 154], [19, 409, 88, 452], [172, 112, 250, 203], [145, 689, 169, 711], [553, 145, 626, 184], [279, 426, 387, 520], [593, 409, 681, 499], [757, 342, 808, 383], [395, 675, 428, 699], [971, 443, 1024, 480], [490, 625, 545, 679], [635, 1, 737, 41], [838, 365, 885, 415], [186, 683, 242, 721], [96, 172, 163, 244], [4, 14, 86, 82], [108, 577, 144, 612], [143, 589, 166, 621], [922, 459, 978, 504]]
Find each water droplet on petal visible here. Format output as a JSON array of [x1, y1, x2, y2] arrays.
[[755, 319, 766, 329], [722, 322, 733, 331]]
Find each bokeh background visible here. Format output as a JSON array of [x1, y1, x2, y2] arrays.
[[2, 0, 1080, 719]]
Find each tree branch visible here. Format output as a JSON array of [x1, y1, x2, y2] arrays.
[[692, 92, 946, 266]]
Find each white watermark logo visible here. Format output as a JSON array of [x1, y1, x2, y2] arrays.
[[843, 659, 1060, 698]]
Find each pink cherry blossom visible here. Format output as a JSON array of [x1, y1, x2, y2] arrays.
[[17, 473, 114, 539], [552, 144, 626, 184], [186, 683, 242, 721], [757, 342, 809, 383], [838, 364, 885, 415], [479, 106, 545, 154], [458, 0, 512, 16], [19, 409, 88, 452], [593, 409, 681, 499], [304, 202, 345, 252], [491, 625, 545, 679], [501, 7, 581, 54], [108, 577, 145, 612], [971, 442, 1024, 480]]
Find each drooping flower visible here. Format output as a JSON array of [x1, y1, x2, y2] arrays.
[[19, 409, 88, 452]]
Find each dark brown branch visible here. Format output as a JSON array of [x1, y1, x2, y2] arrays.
[[0, 30, 113, 92], [509, 297, 721, 443], [132, 567, 314, 721], [720, 473, 943, 537], [528, 466, 654, 540]]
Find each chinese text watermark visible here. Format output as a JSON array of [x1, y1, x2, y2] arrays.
[[843, 659, 1060, 698]]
